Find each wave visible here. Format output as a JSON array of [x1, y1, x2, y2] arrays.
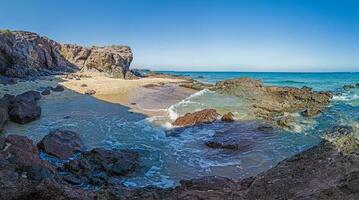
[[333, 94, 359, 101], [167, 89, 212, 120]]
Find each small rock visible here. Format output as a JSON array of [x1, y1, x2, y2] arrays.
[[221, 112, 235, 122], [41, 88, 51, 95], [37, 129, 86, 159], [80, 84, 88, 87], [302, 107, 322, 117], [343, 84, 355, 90], [301, 86, 312, 91], [277, 114, 294, 129], [84, 89, 96, 95], [130, 102, 136, 105], [51, 85, 65, 92]]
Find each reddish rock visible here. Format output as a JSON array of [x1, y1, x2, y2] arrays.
[[37, 129, 86, 159], [172, 109, 219, 127], [8, 100, 41, 124]]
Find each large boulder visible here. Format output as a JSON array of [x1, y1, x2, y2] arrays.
[[60, 44, 134, 79], [172, 109, 220, 127], [37, 129, 86, 159], [0, 31, 75, 77], [8, 100, 41, 124], [64, 148, 140, 185], [7, 91, 42, 124]]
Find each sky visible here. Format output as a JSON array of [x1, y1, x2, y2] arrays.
[[1, 0, 358, 72]]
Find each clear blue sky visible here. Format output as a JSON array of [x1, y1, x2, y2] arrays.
[[1, 0, 358, 72]]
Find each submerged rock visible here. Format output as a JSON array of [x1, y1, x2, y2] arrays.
[[64, 148, 139, 185], [172, 109, 220, 127], [205, 121, 272, 151], [51, 85, 65, 92], [37, 129, 86, 159], [343, 84, 355, 90]]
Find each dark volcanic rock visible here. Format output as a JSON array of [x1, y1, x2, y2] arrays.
[[0, 31, 76, 78], [221, 112, 235, 122], [84, 89, 96, 95], [37, 129, 86, 159], [41, 88, 51, 95], [172, 109, 219, 127], [15, 90, 41, 103], [51, 85, 65, 92], [64, 148, 139, 185], [343, 84, 355, 90], [8, 100, 41, 124]]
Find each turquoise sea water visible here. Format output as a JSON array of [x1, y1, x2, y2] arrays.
[[3, 72, 359, 188]]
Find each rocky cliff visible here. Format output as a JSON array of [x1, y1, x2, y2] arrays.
[[0, 30, 134, 79], [60, 44, 134, 79]]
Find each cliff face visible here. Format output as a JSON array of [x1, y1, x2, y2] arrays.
[[0, 30, 134, 79], [60, 44, 134, 79], [0, 31, 75, 77]]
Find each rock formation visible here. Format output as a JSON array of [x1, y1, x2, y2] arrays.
[[172, 109, 220, 127], [215, 78, 332, 126], [0, 30, 134, 79], [60, 44, 134, 79]]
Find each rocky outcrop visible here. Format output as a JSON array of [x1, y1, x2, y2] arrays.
[[60, 44, 134, 79], [172, 109, 220, 127], [0, 31, 75, 78], [37, 129, 86, 159], [0, 30, 134, 79], [8, 91, 42, 124], [215, 78, 332, 126], [64, 148, 140, 185]]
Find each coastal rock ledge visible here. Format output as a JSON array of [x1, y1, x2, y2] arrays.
[[0, 30, 134, 79]]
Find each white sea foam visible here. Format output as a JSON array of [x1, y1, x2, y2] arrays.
[[333, 94, 359, 101], [167, 89, 212, 120]]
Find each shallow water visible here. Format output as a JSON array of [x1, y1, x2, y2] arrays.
[[3, 72, 359, 188]]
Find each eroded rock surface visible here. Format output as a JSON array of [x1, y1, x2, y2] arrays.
[[64, 148, 140, 185], [0, 31, 75, 78], [37, 129, 86, 159], [215, 78, 332, 126], [172, 109, 220, 127], [60, 44, 134, 79]]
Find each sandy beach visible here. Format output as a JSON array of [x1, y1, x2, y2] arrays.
[[0, 73, 197, 117]]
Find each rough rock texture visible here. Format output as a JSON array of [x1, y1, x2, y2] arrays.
[[0, 31, 75, 77], [37, 129, 86, 159], [0, 94, 13, 131], [64, 148, 140, 185], [8, 91, 42, 124], [60, 44, 134, 79], [215, 78, 332, 126], [0, 30, 134, 79], [0, 134, 96, 200], [172, 109, 220, 127]]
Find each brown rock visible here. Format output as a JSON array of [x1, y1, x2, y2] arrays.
[[37, 129, 86, 159], [172, 109, 219, 127], [60, 44, 134, 79], [221, 112, 235, 122], [0, 31, 76, 78]]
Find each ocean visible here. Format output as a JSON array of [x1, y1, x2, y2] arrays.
[[4, 71, 359, 188]]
